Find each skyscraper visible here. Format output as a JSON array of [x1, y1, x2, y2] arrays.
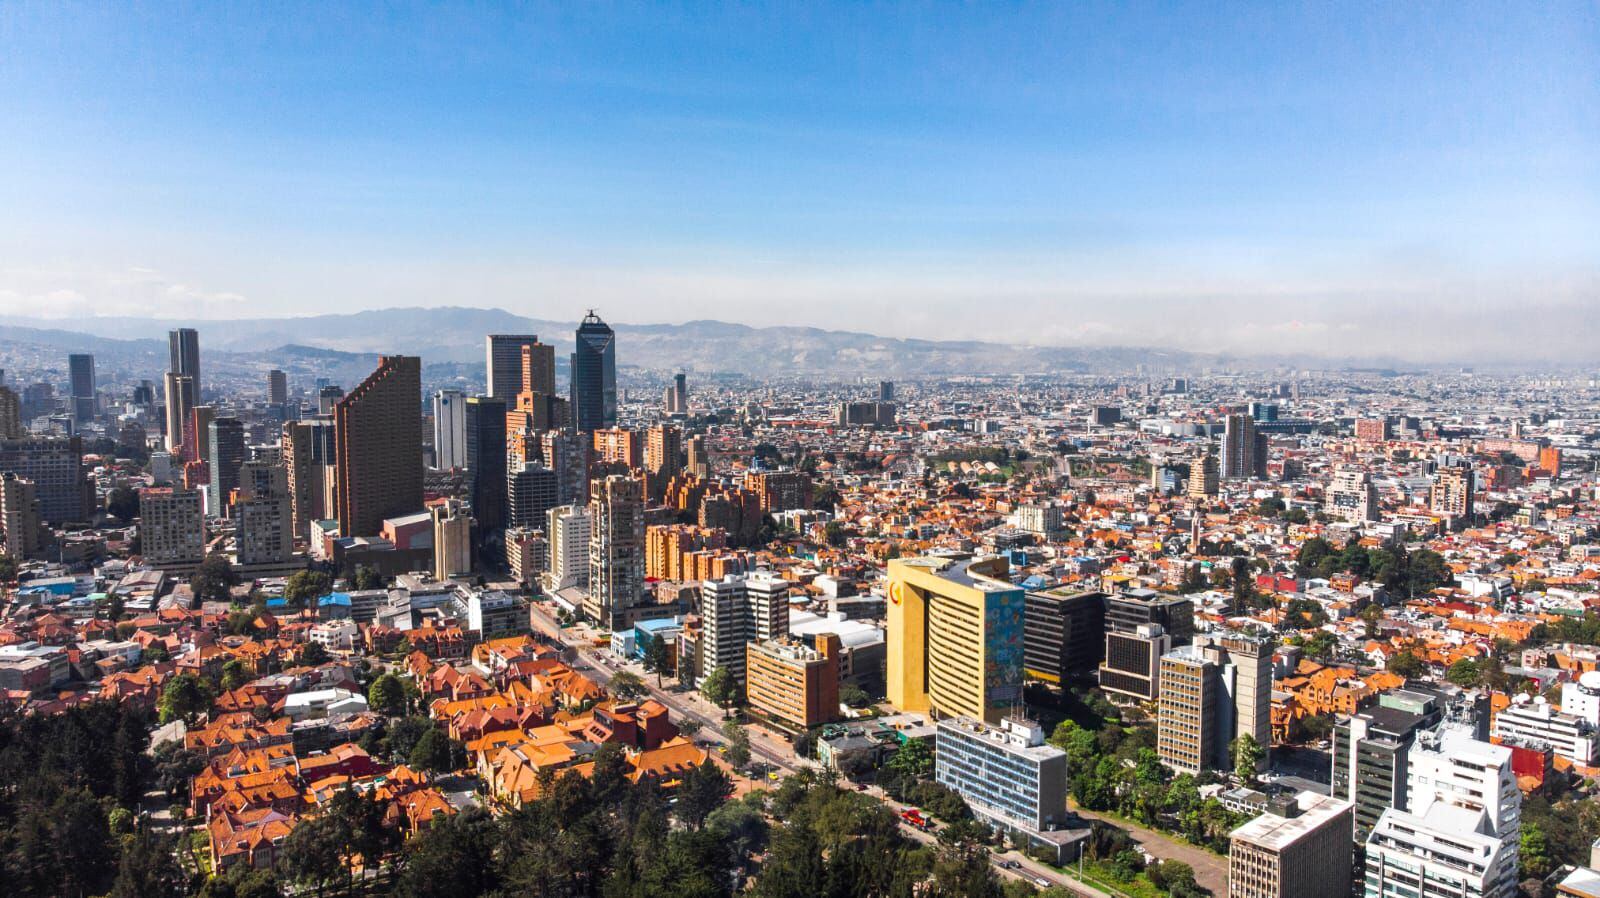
[[1429, 464, 1475, 521], [267, 369, 288, 406], [0, 473, 41, 559], [67, 353, 96, 423], [485, 334, 538, 402], [282, 419, 336, 540], [169, 328, 201, 398], [1221, 414, 1268, 480], [163, 373, 195, 453], [432, 389, 466, 470], [432, 498, 474, 580], [664, 371, 688, 415], [585, 474, 645, 627], [0, 386, 22, 439], [508, 463, 558, 529], [645, 424, 682, 478], [464, 396, 508, 539], [207, 416, 246, 514], [334, 355, 423, 537], [570, 311, 616, 432]]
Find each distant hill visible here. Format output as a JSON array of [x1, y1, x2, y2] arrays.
[[0, 307, 1211, 376]]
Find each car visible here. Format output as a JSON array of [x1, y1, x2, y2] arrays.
[[1001, 860, 1021, 870], [1034, 877, 1051, 887]]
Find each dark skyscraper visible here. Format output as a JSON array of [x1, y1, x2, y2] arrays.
[[67, 354, 95, 422], [207, 416, 245, 513], [486, 334, 538, 402], [569, 311, 616, 432], [464, 395, 508, 539], [334, 356, 423, 537], [169, 328, 200, 398], [267, 369, 287, 406]]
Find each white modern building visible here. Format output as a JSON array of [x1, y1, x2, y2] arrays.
[[433, 389, 466, 470], [934, 715, 1068, 850], [542, 504, 591, 593], [1492, 683, 1599, 766], [1364, 726, 1520, 898]]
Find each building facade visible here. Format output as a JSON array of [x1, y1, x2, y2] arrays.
[[886, 555, 1026, 723]]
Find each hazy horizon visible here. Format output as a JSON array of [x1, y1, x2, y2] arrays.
[[2, 4, 1597, 363]]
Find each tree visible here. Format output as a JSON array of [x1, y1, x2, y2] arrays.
[[706, 799, 770, 861], [367, 673, 408, 717], [393, 809, 500, 898], [679, 717, 703, 739], [839, 684, 871, 709], [353, 565, 383, 591], [886, 737, 935, 780], [1148, 859, 1197, 896], [282, 570, 332, 610], [221, 659, 251, 692], [198, 865, 283, 898], [1521, 820, 1553, 880], [1446, 658, 1482, 688], [1232, 734, 1265, 781], [608, 669, 648, 700], [642, 635, 672, 687], [297, 641, 331, 666], [1387, 650, 1426, 679], [110, 828, 185, 898], [676, 760, 734, 828], [410, 725, 457, 773], [722, 720, 752, 769], [278, 813, 347, 897], [701, 665, 737, 716], [383, 715, 435, 762], [190, 554, 237, 605], [159, 672, 215, 723], [0, 552, 16, 583], [106, 486, 140, 523]]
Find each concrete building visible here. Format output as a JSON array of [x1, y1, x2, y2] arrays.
[[1492, 676, 1600, 765], [235, 461, 293, 566], [886, 555, 1025, 723], [744, 469, 811, 513], [1188, 446, 1219, 499], [569, 312, 616, 432], [0, 385, 21, 439], [463, 589, 524, 640], [699, 575, 753, 687], [207, 416, 245, 514], [1158, 645, 1224, 775], [139, 487, 205, 573], [1015, 501, 1066, 539], [485, 334, 539, 402], [586, 474, 645, 627], [745, 636, 840, 728], [0, 473, 41, 559], [1099, 590, 1193, 701], [505, 527, 547, 589], [645, 424, 682, 478], [1228, 792, 1353, 898], [282, 420, 335, 541], [507, 463, 558, 530], [432, 498, 474, 580], [0, 436, 91, 524], [1326, 467, 1378, 523], [432, 389, 466, 470], [1023, 588, 1106, 685], [1363, 727, 1519, 898], [334, 356, 423, 537], [464, 396, 508, 540], [1221, 414, 1268, 480], [1430, 464, 1476, 521], [543, 504, 591, 592], [935, 715, 1068, 839]]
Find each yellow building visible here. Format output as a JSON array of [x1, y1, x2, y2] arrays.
[[886, 555, 1026, 723]]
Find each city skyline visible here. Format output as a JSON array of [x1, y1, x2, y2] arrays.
[[2, 4, 1596, 360]]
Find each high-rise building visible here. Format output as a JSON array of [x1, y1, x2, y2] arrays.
[[1100, 589, 1193, 701], [1326, 468, 1378, 523], [1331, 687, 1482, 839], [267, 369, 288, 406], [570, 311, 616, 432], [645, 424, 682, 478], [1228, 793, 1354, 898], [1364, 727, 1519, 898], [485, 334, 539, 402], [506, 527, 548, 588], [1023, 588, 1106, 684], [432, 389, 467, 470], [317, 385, 344, 416], [334, 356, 423, 537], [234, 461, 293, 566], [744, 469, 811, 513], [163, 373, 195, 452], [67, 354, 95, 423], [700, 574, 754, 687], [1188, 446, 1219, 498], [746, 637, 840, 728], [464, 396, 508, 538], [1158, 645, 1224, 774], [663, 371, 688, 416], [592, 427, 642, 467], [508, 463, 558, 529], [543, 504, 592, 592], [1430, 464, 1476, 521], [586, 474, 645, 626], [0, 386, 22, 439], [1221, 414, 1268, 480], [282, 420, 336, 540], [541, 430, 591, 506], [686, 434, 710, 479], [0, 473, 42, 559], [1217, 633, 1274, 763], [746, 570, 791, 643], [139, 487, 205, 573], [186, 405, 215, 465], [168, 328, 201, 398], [431, 498, 474, 580], [886, 555, 1026, 723], [935, 716, 1068, 837], [0, 437, 91, 524], [879, 380, 894, 402], [207, 416, 246, 514], [1355, 418, 1391, 442], [1014, 501, 1066, 539]]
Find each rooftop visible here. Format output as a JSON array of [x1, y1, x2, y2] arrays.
[[1230, 792, 1351, 851]]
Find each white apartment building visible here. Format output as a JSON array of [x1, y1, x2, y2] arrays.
[[542, 504, 591, 593]]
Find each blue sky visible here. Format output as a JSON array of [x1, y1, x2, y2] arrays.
[[1, 3, 1596, 360]]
